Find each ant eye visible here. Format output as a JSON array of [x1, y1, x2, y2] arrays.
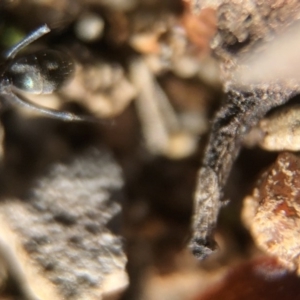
[[6, 50, 74, 94]]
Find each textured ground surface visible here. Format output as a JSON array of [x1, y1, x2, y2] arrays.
[[0, 1, 300, 300]]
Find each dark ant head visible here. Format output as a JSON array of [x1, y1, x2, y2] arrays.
[[6, 50, 74, 94], [0, 25, 88, 121]]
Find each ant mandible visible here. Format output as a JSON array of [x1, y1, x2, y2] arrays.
[[0, 24, 85, 121]]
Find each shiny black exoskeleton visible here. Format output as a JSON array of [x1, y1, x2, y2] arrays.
[[5, 49, 74, 94], [0, 24, 83, 121]]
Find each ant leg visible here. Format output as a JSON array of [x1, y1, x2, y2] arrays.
[[3, 90, 88, 122], [4, 25, 50, 59]]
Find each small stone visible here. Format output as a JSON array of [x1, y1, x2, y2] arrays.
[[242, 152, 300, 274]]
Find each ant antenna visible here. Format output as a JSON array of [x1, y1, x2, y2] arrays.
[[5, 91, 88, 122], [5, 24, 50, 59]]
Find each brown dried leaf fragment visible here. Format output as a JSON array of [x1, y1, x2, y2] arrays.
[[242, 152, 300, 274], [195, 256, 300, 300]]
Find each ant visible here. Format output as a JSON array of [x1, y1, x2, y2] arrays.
[[0, 24, 86, 121]]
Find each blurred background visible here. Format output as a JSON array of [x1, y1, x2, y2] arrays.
[[0, 1, 299, 299]]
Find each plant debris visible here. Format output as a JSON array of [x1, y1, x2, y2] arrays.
[[1, 1, 300, 300]]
